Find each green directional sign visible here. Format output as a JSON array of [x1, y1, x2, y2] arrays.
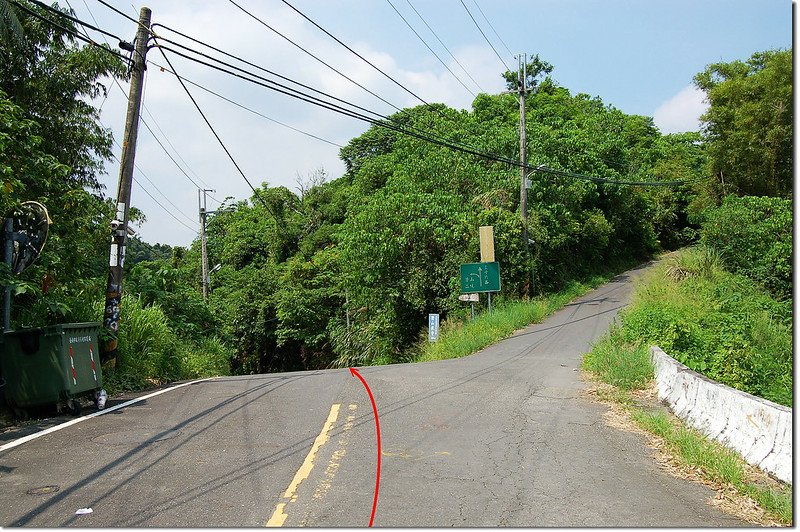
[[460, 262, 501, 293]]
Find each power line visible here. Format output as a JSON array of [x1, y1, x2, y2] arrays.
[[153, 11, 481, 149], [221, 0, 406, 116], [26, 0, 692, 189], [148, 60, 343, 149], [280, 0, 437, 109], [471, 0, 514, 59], [19, 0, 197, 233], [132, 176, 199, 234], [153, 39, 688, 187], [385, 0, 475, 98], [94, 0, 137, 24], [141, 104, 215, 189], [77, 0, 219, 197], [155, 44, 373, 121], [405, 0, 484, 93], [20, 0, 179, 232], [105, 128, 199, 233], [26, 0, 123, 42], [9, 0, 131, 63], [145, 29, 513, 161], [151, 20, 465, 152], [459, 0, 512, 73], [149, 32, 391, 124], [153, 42, 268, 207], [150, 42, 507, 163]]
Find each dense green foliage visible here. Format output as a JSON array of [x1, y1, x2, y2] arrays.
[[612, 248, 791, 406], [694, 49, 792, 201], [1, 1, 791, 399], [0, 2, 123, 329], [199, 85, 706, 373], [699, 195, 791, 300]]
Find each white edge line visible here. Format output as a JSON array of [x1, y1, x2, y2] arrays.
[[0, 377, 218, 453]]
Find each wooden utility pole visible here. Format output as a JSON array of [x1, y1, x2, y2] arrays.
[[199, 188, 214, 302], [101, 7, 152, 367], [517, 54, 531, 299]]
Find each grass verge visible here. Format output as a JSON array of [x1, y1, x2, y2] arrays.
[[415, 274, 612, 363], [583, 339, 793, 526]]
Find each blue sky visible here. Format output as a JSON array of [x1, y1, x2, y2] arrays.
[[65, 0, 791, 246]]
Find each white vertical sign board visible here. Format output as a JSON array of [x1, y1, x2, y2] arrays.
[[428, 313, 440, 342]]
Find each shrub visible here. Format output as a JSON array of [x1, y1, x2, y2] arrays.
[[583, 333, 653, 390], [664, 245, 724, 282], [99, 294, 182, 391], [181, 336, 231, 378], [616, 260, 792, 406], [700, 195, 791, 300]]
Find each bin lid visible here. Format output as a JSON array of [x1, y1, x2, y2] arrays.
[[3, 322, 102, 337]]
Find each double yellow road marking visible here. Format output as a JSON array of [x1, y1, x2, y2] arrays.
[[266, 403, 357, 527]]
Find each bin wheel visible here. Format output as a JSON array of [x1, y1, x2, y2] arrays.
[[65, 400, 82, 416], [13, 408, 29, 421]]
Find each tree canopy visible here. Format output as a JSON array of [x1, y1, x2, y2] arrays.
[[694, 49, 792, 199]]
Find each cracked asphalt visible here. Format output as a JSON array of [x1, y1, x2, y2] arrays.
[[0, 263, 745, 527]]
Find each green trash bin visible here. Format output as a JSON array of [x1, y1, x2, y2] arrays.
[[1, 322, 105, 415]]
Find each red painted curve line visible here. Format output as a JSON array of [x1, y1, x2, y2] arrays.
[[349, 367, 381, 527]]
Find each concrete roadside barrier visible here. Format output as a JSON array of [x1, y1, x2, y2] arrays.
[[650, 346, 792, 485]]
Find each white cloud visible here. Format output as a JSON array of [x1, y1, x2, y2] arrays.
[[653, 85, 708, 134]]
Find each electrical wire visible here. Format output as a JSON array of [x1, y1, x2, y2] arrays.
[[94, 0, 136, 24], [153, 40, 689, 187], [132, 176, 199, 234], [471, 0, 514, 59], [221, 0, 406, 116], [150, 19, 466, 150], [280, 0, 437, 109], [146, 31, 515, 166], [405, 0, 484, 93], [26, 0, 123, 42], [154, 44, 381, 122], [151, 11, 493, 155], [26, 0, 692, 189], [9, 0, 131, 63], [385, 0, 475, 97], [141, 105, 215, 189], [104, 125, 199, 233], [148, 32, 392, 124], [151, 42, 504, 162], [148, 60, 343, 149], [459, 0, 512, 73], [79, 0, 225, 201], [153, 41, 268, 207], [153, 38, 688, 187]]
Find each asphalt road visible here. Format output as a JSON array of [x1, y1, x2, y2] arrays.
[[0, 264, 745, 527]]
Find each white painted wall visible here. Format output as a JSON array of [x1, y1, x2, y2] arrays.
[[650, 346, 792, 485]]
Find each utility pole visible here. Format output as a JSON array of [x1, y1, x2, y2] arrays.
[[199, 188, 214, 302], [517, 53, 531, 299], [101, 7, 152, 367]]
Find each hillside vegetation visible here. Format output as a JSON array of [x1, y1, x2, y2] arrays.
[[0, 4, 791, 395]]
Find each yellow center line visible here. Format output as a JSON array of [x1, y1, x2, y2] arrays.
[[313, 404, 357, 501], [266, 403, 341, 527]]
